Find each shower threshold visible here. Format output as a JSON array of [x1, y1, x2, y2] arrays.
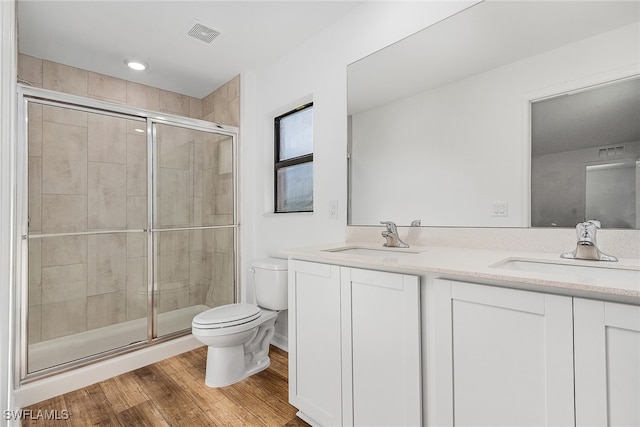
[[27, 304, 208, 374]]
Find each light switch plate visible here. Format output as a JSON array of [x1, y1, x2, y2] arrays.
[[329, 200, 338, 219]]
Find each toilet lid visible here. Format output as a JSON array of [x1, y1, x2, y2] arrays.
[[192, 303, 261, 328]]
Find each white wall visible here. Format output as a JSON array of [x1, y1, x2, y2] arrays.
[[350, 23, 640, 227], [1, 0, 16, 425], [239, 1, 478, 339]]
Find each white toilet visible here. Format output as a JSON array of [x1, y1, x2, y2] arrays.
[[191, 258, 288, 387]]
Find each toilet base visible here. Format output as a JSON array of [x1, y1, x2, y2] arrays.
[[204, 346, 273, 388], [202, 315, 277, 387]]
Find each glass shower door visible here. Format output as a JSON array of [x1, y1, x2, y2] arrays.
[[153, 123, 236, 337], [25, 102, 149, 374], [20, 86, 239, 380]]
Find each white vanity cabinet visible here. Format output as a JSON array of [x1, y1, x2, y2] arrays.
[[288, 259, 421, 427], [574, 299, 640, 427], [429, 279, 575, 426], [429, 278, 640, 427], [340, 267, 422, 427], [288, 260, 343, 427]]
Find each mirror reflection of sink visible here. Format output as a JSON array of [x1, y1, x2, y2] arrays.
[[493, 259, 640, 287], [325, 247, 420, 258]]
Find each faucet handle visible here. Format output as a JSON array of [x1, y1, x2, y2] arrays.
[[577, 220, 600, 240], [411, 220, 421, 227], [380, 221, 397, 233], [586, 219, 601, 229]]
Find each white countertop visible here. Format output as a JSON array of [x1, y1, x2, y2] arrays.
[[283, 242, 640, 304]]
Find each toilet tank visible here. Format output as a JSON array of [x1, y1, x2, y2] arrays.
[[251, 258, 288, 310]]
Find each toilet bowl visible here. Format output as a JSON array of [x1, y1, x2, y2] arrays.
[[192, 258, 288, 387]]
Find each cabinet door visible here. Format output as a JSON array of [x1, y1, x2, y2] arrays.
[[341, 267, 421, 427], [574, 299, 640, 427], [288, 260, 342, 427], [429, 279, 574, 427]]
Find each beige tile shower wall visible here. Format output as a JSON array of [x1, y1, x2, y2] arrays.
[[157, 231, 191, 314], [20, 54, 238, 343], [204, 228, 235, 308], [27, 104, 149, 341], [18, 55, 204, 118], [155, 130, 236, 313], [202, 75, 240, 127], [157, 124, 192, 229], [156, 230, 234, 313], [201, 133, 234, 225]]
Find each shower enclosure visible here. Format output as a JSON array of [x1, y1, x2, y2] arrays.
[[16, 85, 238, 381]]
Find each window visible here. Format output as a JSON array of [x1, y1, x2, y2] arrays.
[[274, 103, 313, 213]]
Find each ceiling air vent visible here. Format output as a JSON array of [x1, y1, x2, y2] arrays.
[[187, 20, 220, 44], [598, 145, 625, 158]]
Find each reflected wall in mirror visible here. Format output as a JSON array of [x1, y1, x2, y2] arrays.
[[347, 0, 640, 228], [531, 78, 640, 229]]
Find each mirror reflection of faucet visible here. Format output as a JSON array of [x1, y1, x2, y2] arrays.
[[561, 220, 618, 262], [406, 219, 422, 242]]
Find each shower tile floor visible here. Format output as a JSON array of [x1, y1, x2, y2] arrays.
[[22, 346, 310, 427]]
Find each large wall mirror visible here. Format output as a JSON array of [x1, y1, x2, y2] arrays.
[[347, 0, 640, 229]]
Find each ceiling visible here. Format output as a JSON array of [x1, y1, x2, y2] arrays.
[[532, 78, 640, 156], [17, 0, 364, 99]]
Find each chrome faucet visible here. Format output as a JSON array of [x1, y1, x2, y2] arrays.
[[561, 220, 618, 262], [380, 221, 409, 248]]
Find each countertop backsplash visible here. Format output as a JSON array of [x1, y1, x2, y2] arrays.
[[346, 226, 640, 260]]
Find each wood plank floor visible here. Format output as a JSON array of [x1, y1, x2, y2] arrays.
[[22, 346, 311, 427]]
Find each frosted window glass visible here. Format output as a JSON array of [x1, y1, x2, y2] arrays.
[[279, 107, 313, 160], [276, 163, 313, 212]]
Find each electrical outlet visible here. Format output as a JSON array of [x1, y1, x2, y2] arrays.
[[329, 200, 338, 219], [491, 202, 508, 217]]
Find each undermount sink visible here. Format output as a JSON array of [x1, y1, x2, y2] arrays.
[[493, 258, 640, 287], [324, 247, 420, 258]]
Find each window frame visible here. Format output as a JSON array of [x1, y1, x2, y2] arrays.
[[274, 102, 314, 213]]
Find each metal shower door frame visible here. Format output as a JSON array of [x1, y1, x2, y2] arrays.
[[15, 84, 239, 383]]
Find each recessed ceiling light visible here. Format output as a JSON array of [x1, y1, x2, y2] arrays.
[[125, 59, 148, 71]]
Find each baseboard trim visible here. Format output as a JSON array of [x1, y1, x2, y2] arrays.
[[14, 335, 202, 408], [271, 333, 288, 352], [297, 410, 321, 427]]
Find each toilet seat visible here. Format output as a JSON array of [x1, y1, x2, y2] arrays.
[[192, 303, 261, 329]]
